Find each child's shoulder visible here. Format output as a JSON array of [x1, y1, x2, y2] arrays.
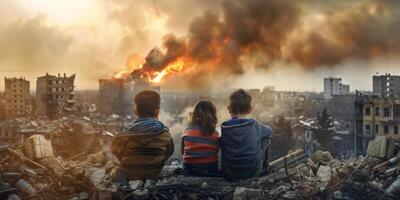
[[254, 119, 270, 126]]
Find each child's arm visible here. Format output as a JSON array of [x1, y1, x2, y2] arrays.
[[166, 138, 174, 159], [258, 122, 273, 139], [180, 136, 185, 155]]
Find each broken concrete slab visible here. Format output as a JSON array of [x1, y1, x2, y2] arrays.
[[233, 187, 265, 200], [24, 135, 54, 161], [318, 166, 337, 190]]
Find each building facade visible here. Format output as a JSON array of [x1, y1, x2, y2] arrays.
[[373, 73, 400, 97], [4, 77, 30, 117], [261, 86, 275, 107], [323, 77, 350, 99], [354, 91, 369, 155], [355, 91, 400, 155], [99, 78, 126, 114], [0, 120, 21, 145], [362, 96, 400, 139], [341, 84, 350, 94], [354, 74, 400, 155], [36, 73, 76, 117], [98, 78, 160, 115]]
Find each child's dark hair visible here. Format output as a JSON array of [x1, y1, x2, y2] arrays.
[[190, 100, 217, 134], [229, 89, 252, 114], [134, 90, 160, 117]]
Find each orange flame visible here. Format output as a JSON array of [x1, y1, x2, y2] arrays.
[[112, 53, 185, 83], [113, 53, 145, 79], [113, 70, 131, 79], [151, 60, 185, 83]]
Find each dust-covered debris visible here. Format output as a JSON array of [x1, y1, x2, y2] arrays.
[[1, 117, 400, 200]]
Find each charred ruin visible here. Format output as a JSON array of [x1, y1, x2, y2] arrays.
[[36, 73, 76, 118]]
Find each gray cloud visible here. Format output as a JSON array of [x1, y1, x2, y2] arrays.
[[287, 0, 400, 68]]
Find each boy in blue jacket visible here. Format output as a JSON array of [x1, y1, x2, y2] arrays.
[[220, 89, 272, 181]]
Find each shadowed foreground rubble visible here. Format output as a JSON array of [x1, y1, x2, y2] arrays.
[[1, 135, 400, 200]]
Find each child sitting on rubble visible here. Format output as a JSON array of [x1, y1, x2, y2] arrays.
[[220, 89, 272, 181], [181, 100, 220, 177], [111, 90, 174, 188]]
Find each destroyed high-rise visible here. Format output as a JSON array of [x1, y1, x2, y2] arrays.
[[4, 77, 31, 117], [36, 73, 76, 117]]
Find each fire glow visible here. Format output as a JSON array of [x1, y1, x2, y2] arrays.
[[151, 60, 184, 83], [113, 70, 132, 79], [113, 53, 146, 80], [113, 57, 185, 84]]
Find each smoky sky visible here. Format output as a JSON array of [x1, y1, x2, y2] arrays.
[[104, 0, 223, 56], [144, 0, 400, 68], [1, 0, 400, 90], [288, 0, 400, 68], [128, 0, 400, 89]]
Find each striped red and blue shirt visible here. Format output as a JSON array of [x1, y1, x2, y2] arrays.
[[181, 125, 219, 164]]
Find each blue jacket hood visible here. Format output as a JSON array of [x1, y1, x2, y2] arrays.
[[221, 118, 255, 129], [220, 118, 272, 169]]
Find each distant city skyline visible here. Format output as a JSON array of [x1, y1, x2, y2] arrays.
[[2, 63, 400, 92], [0, 72, 399, 93]]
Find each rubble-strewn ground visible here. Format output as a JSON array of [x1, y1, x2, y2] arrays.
[[2, 133, 400, 200], [1, 116, 400, 199]]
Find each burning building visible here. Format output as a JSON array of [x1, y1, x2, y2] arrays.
[[98, 51, 165, 115], [36, 73, 76, 118], [4, 77, 31, 118]]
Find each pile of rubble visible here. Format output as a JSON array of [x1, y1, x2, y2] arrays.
[[0, 135, 116, 200], [1, 134, 400, 200], [145, 150, 400, 200]]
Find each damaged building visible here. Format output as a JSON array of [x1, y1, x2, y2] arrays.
[[4, 77, 31, 118], [355, 73, 400, 155], [99, 77, 160, 115], [0, 120, 21, 145], [363, 96, 400, 138], [355, 92, 400, 155], [36, 73, 76, 118], [99, 78, 126, 115]]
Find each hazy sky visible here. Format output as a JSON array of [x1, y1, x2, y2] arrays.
[[0, 0, 399, 92]]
